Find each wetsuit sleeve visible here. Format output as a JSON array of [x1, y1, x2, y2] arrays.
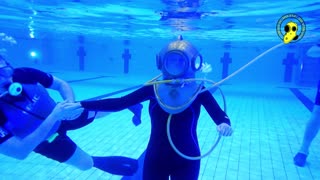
[[81, 85, 151, 111], [199, 90, 231, 126], [12, 68, 54, 88]]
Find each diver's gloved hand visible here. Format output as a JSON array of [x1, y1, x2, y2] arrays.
[[92, 156, 139, 176], [52, 101, 84, 121], [128, 104, 143, 126], [217, 123, 233, 136]]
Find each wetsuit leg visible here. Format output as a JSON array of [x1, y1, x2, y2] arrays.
[[170, 160, 200, 180], [143, 154, 200, 180], [294, 81, 320, 166], [58, 110, 95, 131], [92, 156, 138, 176], [34, 133, 77, 162], [142, 152, 170, 180]]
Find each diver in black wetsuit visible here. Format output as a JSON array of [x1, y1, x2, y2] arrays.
[[79, 36, 233, 179], [0, 55, 139, 176]]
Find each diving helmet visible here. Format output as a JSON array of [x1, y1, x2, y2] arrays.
[[156, 35, 203, 79], [154, 36, 204, 114]]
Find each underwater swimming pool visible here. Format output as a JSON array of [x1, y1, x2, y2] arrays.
[[0, 0, 319, 179]]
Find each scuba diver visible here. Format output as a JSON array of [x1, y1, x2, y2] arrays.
[[77, 36, 233, 179], [0, 55, 140, 176]]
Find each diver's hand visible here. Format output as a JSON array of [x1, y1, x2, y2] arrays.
[[62, 102, 84, 120], [217, 123, 233, 136], [51, 101, 84, 120]]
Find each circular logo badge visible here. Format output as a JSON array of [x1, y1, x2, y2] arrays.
[[276, 13, 306, 44]]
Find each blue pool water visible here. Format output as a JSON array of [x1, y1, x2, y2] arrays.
[[0, 0, 319, 179]]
